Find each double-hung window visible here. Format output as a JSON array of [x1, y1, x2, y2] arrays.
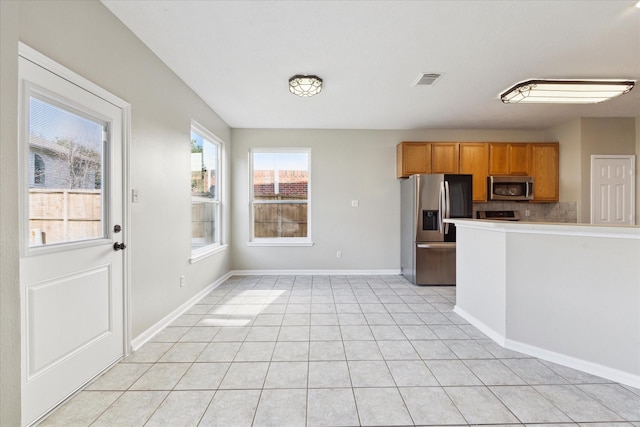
[[249, 148, 312, 246], [191, 122, 222, 257]]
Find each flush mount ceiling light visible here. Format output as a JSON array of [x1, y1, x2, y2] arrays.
[[500, 79, 635, 104], [289, 75, 322, 97]]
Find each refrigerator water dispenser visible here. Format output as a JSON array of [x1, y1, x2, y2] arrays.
[[423, 210, 438, 231]]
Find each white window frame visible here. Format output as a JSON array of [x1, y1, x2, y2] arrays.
[[190, 121, 226, 262], [249, 147, 313, 247]]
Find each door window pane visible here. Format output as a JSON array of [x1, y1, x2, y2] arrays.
[[28, 96, 105, 246]]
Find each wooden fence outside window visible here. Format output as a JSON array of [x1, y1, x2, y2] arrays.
[[29, 189, 101, 245]]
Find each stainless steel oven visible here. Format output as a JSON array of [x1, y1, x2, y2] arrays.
[[487, 176, 533, 201]]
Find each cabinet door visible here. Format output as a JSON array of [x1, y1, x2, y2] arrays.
[[531, 143, 559, 201], [488, 143, 531, 175], [509, 144, 531, 175], [459, 143, 488, 201], [488, 143, 510, 175], [431, 143, 459, 174], [396, 142, 430, 178]]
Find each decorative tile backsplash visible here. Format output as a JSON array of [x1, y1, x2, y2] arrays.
[[473, 201, 578, 223]]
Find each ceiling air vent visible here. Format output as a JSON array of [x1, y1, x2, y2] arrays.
[[411, 72, 443, 87]]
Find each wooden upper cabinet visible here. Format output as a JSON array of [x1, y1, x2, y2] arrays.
[[397, 141, 558, 203], [488, 143, 531, 176], [530, 143, 559, 202], [459, 143, 488, 201], [396, 142, 430, 178], [430, 143, 459, 174], [510, 144, 531, 175], [396, 142, 459, 177], [488, 144, 510, 174]]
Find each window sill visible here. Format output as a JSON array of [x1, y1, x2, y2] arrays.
[[189, 244, 228, 264], [247, 241, 314, 247]]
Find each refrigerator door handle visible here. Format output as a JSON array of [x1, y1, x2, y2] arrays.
[[415, 176, 420, 237], [417, 242, 456, 249], [444, 180, 451, 234], [438, 182, 445, 234]]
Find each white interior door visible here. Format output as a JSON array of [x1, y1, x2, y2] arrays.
[[19, 49, 128, 426], [591, 155, 636, 225]]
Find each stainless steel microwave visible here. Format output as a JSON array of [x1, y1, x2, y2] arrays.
[[487, 176, 534, 201]]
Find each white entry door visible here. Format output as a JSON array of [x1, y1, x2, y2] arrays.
[[591, 155, 636, 225], [19, 47, 129, 426]]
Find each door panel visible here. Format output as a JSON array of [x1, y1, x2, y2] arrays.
[[27, 266, 111, 376], [19, 53, 126, 426], [591, 155, 635, 225]]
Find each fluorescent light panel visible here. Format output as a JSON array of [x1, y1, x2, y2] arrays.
[[501, 79, 635, 104]]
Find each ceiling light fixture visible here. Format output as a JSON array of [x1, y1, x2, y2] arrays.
[[500, 79, 635, 104], [289, 75, 322, 97]]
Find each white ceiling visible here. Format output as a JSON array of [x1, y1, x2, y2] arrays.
[[102, 0, 640, 130]]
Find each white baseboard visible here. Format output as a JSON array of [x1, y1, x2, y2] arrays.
[[229, 269, 402, 276], [130, 271, 233, 351], [505, 338, 640, 389], [453, 305, 506, 346], [454, 306, 640, 389]]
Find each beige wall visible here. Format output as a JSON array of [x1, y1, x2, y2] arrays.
[[545, 119, 582, 215], [230, 128, 548, 271], [637, 116, 640, 224], [0, 1, 21, 425], [1, 2, 232, 423]]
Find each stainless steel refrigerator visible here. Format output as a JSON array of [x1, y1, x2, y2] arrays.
[[401, 174, 473, 285]]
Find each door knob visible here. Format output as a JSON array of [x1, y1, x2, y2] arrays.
[[114, 224, 122, 233], [113, 242, 127, 251]]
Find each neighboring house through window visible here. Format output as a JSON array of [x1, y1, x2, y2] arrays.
[[34, 153, 45, 185], [28, 132, 100, 191], [249, 148, 312, 246], [191, 121, 223, 258]]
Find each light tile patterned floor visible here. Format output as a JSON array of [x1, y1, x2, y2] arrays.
[[39, 275, 640, 426]]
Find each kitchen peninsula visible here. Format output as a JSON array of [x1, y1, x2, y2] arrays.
[[446, 219, 640, 388]]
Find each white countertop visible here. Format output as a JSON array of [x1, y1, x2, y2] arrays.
[[445, 218, 640, 239]]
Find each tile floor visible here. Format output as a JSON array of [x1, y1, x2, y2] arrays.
[[39, 275, 640, 426]]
